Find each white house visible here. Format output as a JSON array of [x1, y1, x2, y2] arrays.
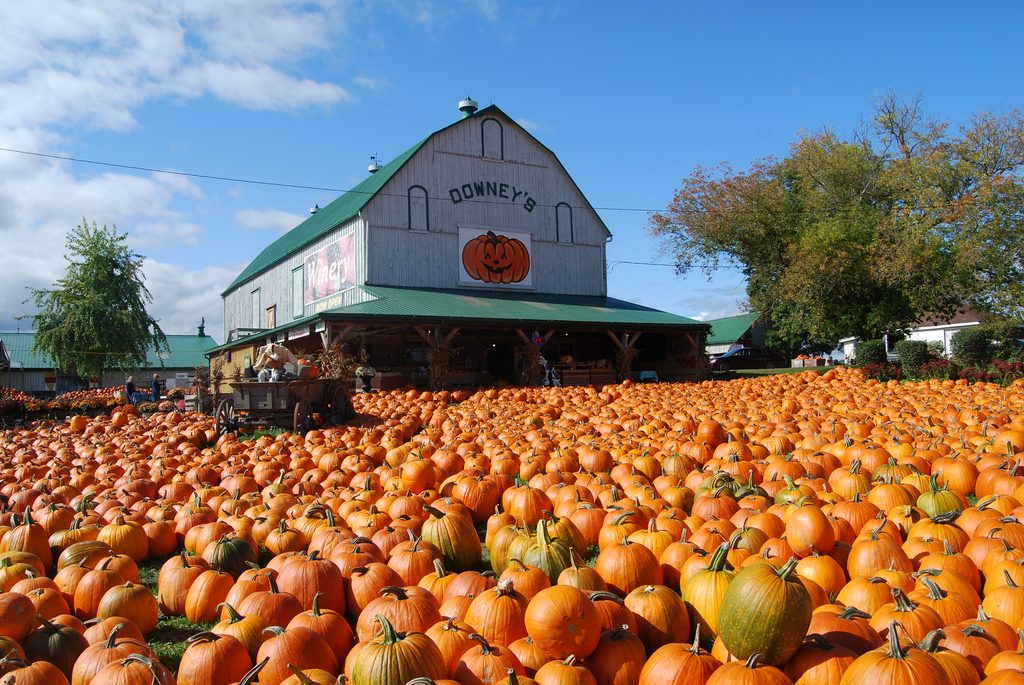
[[840, 309, 988, 361]]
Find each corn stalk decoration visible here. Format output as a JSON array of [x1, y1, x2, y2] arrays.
[[519, 344, 542, 386], [209, 358, 225, 405], [315, 339, 357, 380], [616, 346, 638, 382], [428, 342, 452, 390]]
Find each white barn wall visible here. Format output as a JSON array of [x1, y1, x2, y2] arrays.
[[364, 111, 608, 295], [222, 107, 611, 335], [223, 220, 369, 336]]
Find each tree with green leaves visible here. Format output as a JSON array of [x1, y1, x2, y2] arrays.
[[26, 219, 167, 382], [649, 95, 1024, 354]]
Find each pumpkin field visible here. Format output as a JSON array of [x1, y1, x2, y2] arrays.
[[3, 367, 1024, 684]]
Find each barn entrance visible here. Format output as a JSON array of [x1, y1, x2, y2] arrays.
[[486, 340, 516, 384]]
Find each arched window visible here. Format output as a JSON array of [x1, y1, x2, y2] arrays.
[[556, 202, 573, 243], [408, 185, 429, 231], [481, 118, 504, 160]]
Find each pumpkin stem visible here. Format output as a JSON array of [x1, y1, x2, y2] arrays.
[[239, 657, 269, 685], [285, 664, 316, 684], [919, 628, 945, 653], [776, 556, 799, 581], [431, 558, 449, 578], [217, 602, 244, 623], [310, 592, 323, 616], [690, 624, 703, 654], [706, 541, 732, 572], [494, 578, 517, 597], [588, 591, 625, 605], [743, 653, 764, 669], [921, 577, 945, 601], [884, 620, 909, 660], [468, 633, 495, 654], [890, 587, 918, 613], [379, 586, 408, 600], [187, 631, 222, 644], [103, 622, 127, 648]]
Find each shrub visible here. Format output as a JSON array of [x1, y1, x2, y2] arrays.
[[951, 327, 992, 364], [987, 320, 1024, 362], [859, 362, 903, 382], [926, 340, 946, 358], [919, 358, 958, 381], [854, 339, 887, 366], [895, 340, 929, 377]]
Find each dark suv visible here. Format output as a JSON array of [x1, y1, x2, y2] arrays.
[[709, 346, 788, 372]]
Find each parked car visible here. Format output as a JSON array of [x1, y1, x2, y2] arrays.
[[708, 346, 788, 372]]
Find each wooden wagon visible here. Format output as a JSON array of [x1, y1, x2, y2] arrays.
[[214, 378, 353, 435]]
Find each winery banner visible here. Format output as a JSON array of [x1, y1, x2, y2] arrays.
[[304, 234, 355, 305], [458, 227, 533, 288]]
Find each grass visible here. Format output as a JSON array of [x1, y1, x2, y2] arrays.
[[137, 556, 212, 675], [148, 615, 214, 675], [712, 365, 838, 378]]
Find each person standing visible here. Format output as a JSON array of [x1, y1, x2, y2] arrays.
[[151, 374, 160, 402], [125, 376, 136, 405]]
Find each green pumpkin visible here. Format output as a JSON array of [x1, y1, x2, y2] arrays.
[[422, 505, 481, 572], [350, 615, 447, 685], [916, 474, 963, 518], [523, 519, 573, 584], [203, 535, 257, 578], [716, 557, 812, 666]]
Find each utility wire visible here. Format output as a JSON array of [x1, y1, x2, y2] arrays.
[[0, 145, 667, 214]]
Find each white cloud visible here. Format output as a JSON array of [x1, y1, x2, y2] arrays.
[[129, 221, 202, 247], [0, 1, 351, 334], [235, 209, 306, 233], [516, 117, 548, 134], [145, 260, 243, 340], [353, 75, 388, 92]]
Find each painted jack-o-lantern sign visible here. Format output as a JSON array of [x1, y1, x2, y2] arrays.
[[462, 230, 531, 284]]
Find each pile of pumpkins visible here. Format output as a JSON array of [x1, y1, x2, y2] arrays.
[[1, 367, 1024, 684]]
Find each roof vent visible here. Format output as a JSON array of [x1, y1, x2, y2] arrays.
[[368, 154, 381, 174], [309, 204, 320, 215], [459, 96, 478, 118]]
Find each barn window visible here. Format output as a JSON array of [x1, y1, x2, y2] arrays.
[[408, 185, 429, 231], [481, 118, 504, 160], [292, 266, 304, 319], [556, 202, 574, 243], [250, 288, 261, 328]]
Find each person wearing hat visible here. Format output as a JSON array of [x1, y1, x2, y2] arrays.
[[125, 376, 136, 404], [151, 373, 160, 402]]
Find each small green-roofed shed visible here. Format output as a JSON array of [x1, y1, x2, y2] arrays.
[[705, 312, 764, 354]]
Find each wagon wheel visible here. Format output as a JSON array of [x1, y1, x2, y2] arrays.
[[293, 399, 312, 435], [215, 399, 235, 435], [323, 381, 353, 426]]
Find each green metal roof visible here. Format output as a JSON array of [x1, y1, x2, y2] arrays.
[[0, 332, 55, 369], [205, 286, 706, 356], [705, 312, 761, 345], [223, 104, 614, 296], [329, 285, 705, 328], [0, 332, 219, 370], [222, 138, 428, 294]]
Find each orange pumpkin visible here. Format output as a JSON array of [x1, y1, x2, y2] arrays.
[[462, 231, 530, 284]]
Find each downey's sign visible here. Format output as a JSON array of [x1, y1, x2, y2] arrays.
[[304, 234, 355, 305]]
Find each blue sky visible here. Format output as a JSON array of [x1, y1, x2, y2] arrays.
[[1, 1, 1021, 340]]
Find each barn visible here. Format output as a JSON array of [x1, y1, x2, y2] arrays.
[[209, 99, 708, 389]]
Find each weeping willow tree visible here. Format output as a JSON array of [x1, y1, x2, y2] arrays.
[[27, 220, 167, 381]]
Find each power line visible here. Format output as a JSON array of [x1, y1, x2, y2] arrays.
[[0, 145, 668, 214], [607, 259, 743, 269]]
